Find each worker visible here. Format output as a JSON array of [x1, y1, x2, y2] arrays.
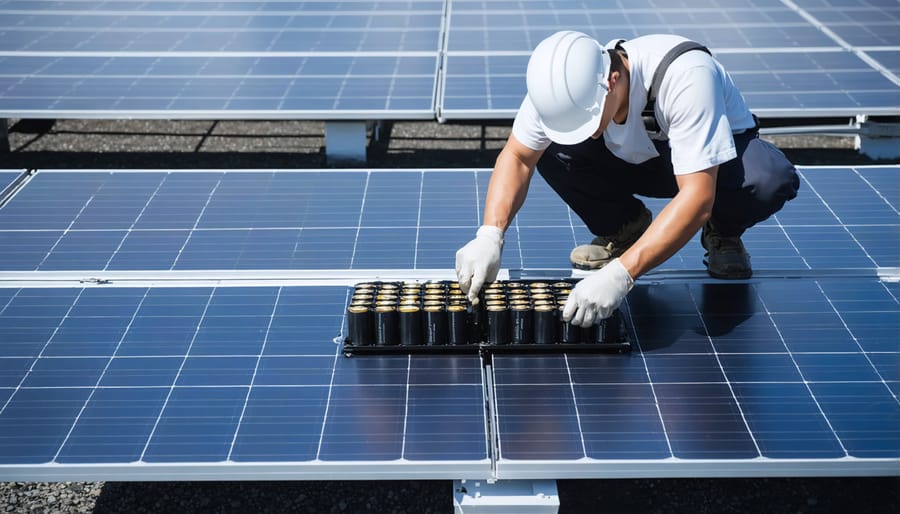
[[455, 31, 799, 328]]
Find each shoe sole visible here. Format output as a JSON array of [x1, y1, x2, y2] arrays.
[[571, 262, 609, 271], [706, 269, 752, 280], [703, 256, 752, 280]]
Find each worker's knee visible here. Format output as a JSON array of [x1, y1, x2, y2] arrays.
[[740, 137, 800, 205]]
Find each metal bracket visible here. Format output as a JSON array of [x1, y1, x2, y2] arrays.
[[324, 121, 367, 164], [855, 115, 900, 160], [79, 277, 112, 285], [453, 479, 559, 513]]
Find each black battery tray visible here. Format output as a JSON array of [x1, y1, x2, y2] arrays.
[[341, 279, 631, 357]]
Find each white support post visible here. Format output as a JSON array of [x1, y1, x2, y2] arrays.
[[453, 479, 559, 514], [325, 121, 367, 164], [854, 115, 900, 160]]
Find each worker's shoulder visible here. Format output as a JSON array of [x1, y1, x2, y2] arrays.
[[624, 34, 692, 52]]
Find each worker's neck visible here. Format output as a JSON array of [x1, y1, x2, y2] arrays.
[[613, 56, 630, 124]]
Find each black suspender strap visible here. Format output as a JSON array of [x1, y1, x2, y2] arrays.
[[642, 41, 711, 133]]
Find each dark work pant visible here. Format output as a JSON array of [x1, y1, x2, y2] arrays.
[[535, 127, 800, 237]]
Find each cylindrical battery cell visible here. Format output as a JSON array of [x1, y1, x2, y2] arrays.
[[533, 303, 557, 344], [398, 305, 422, 346], [374, 305, 400, 346], [486, 304, 511, 345], [600, 310, 621, 343], [347, 305, 374, 345], [510, 303, 534, 344], [484, 293, 506, 304], [557, 304, 582, 343], [423, 304, 448, 345], [447, 304, 469, 345]]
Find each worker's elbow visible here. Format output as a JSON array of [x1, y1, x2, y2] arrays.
[[697, 207, 713, 226], [695, 196, 715, 225]]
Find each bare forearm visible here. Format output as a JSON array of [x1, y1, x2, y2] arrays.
[[619, 167, 718, 279], [483, 139, 540, 231]]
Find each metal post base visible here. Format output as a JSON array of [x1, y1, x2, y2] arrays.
[[854, 116, 900, 160], [325, 121, 367, 164], [453, 479, 559, 514]]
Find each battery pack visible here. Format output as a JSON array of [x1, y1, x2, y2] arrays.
[[342, 280, 631, 356]]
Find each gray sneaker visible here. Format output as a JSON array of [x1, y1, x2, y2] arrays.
[[570, 207, 652, 270], [702, 222, 752, 279]]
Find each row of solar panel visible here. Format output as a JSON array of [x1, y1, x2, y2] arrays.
[[0, 279, 896, 477], [0, 167, 896, 272], [1, 1, 897, 49], [0, 0, 897, 118]]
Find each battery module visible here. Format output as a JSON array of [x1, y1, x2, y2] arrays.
[[342, 280, 631, 356]]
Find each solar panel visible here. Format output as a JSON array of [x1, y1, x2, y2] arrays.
[[0, 1, 444, 118], [2, 0, 897, 121], [445, 0, 836, 51], [0, 170, 23, 194], [438, 0, 900, 120], [492, 277, 899, 478], [438, 49, 900, 120], [789, 0, 900, 47], [0, 167, 896, 274], [0, 285, 489, 480], [0, 165, 897, 480], [0, 54, 439, 118], [0, 6, 443, 52]]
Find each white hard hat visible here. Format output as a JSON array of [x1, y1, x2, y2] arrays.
[[526, 31, 612, 145]]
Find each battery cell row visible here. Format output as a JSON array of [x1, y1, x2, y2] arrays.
[[345, 280, 625, 348]]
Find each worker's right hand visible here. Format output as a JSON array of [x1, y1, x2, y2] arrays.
[[455, 225, 504, 304]]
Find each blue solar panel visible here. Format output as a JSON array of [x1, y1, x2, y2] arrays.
[[492, 278, 899, 476], [0, 55, 438, 116], [0, 167, 896, 274], [445, 0, 835, 51], [790, 0, 900, 46], [438, 0, 900, 119], [0, 171, 23, 194], [864, 50, 900, 79], [0, 285, 489, 477], [0, 1, 444, 118], [0, 164, 898, 480], [0, 1, 444, 52], [2, 0, 897, 120], [439, 50, 900, 119]]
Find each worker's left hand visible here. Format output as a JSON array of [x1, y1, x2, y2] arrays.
[[562, 258, 634, 327]]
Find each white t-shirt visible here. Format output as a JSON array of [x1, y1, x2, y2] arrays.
[[512, 34, 756, 175]]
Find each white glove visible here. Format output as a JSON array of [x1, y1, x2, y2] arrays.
[[455, 225, 504, 304], [562, 258, 634, 327]]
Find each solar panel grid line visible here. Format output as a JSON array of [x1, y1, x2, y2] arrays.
[[168, 176, 223, 270], [47, 287, 153, 463], [685, 286, 765, 458], [0, 288, 87, 418], [617, 304, 676, 458], [810, 280, 899, 405], [851, 167, 899, 216], [561, 354, 589, 458], [752, 291, 853, 457], [797, 169, 883, 270], [225, 286, 283, 461], [135, 285, 217, 463], [347, 171, 371, 269], [780, 0, 900, 85], [100, 171, 169, 271], [398, 354, 413, 460], [492, 284, 900, 477]]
